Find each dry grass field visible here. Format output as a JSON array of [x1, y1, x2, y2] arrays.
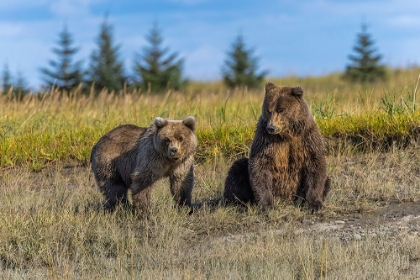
[[1, 148, 420, 279], [1, 69, 420, 279]]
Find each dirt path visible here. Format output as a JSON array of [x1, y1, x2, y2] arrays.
[[299, 200, 420, 241]]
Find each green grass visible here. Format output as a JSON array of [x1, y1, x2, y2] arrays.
[[1, 69, 420, 170], [1, 69, 420, 278]]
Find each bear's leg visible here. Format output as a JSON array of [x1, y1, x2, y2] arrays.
[[300, 147, 330, 212], [294, 183, 308, 207], [302, 173, 327, 212], [323, 177, 331, 199], [169, 164, 193, 208], [132, 187, 152, 212], [224, 157, 255, 204], [130, 172, 156, 212], [249, 165, 274, 208], [101, 181, 129, 210]]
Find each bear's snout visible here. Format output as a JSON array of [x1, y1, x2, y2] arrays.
[[266, 124, 276, 134], [266, 123, 282, 134], [169, 147, 178, 156]]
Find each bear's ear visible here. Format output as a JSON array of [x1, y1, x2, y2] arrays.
[[182, 116, 196, 131], [292, 86, 304, 97], [265, 82, 276, 92], [153, 117, 168, 129]]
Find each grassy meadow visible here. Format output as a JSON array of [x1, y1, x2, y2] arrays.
[[1, 68, 420, 278], [1, 68, 420, 170]]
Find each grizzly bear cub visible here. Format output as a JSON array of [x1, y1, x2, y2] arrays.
[[90, 116, 197, 212], [224, 82, 330, 211]]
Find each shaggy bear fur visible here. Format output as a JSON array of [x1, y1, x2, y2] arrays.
[[90, 116, 197, 212], [224, 82, 330, 210], [223, 157, 255, 205]]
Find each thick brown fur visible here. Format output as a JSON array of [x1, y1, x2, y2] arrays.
[[223, 157, 255, 204], [224, 82, 330, 211], [90, 116, 197, 212]]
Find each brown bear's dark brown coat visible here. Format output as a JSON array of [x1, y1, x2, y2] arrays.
[[224, 82, 330, 210], [223, 157, 255, 204], [90, 116, 197, 212]]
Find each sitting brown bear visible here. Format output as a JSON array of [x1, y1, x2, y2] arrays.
[[224, 82, 330, 211], [90, 116, 197, 212]]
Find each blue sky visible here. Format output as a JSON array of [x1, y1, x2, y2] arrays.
[[1, 0, 419, 89]]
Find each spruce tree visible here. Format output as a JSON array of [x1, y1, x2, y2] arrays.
[[2, 63, 13, 93], [15, 71, 28, 93], [133, 23, 186, 93], [344, 24, 387, 83], [14, 70, 29, 100], [40, 24, 84, 92], [222, 33, 267, 89], [89, 17, 125, 92]]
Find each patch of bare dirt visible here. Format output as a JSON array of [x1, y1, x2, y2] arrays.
[[219, 201, 420, 245], [299, 200, 420, 241]]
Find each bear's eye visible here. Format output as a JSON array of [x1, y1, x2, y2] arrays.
[[178, 136, 184, 142], [164, 137, 170, 144], [276, 108, 285, 113]]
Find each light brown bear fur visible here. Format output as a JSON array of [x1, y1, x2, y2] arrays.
[[90, 116, 197, 212]]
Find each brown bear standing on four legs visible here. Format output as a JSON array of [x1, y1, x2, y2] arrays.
[[90, 116, 197, 212], [224, 82, 330, 211]]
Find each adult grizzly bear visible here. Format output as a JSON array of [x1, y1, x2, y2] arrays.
[[224, 82, 330, 211], [90, 116, 197, 212]]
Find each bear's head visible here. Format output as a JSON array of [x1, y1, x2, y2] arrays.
[[261, 82, 310, 136], [152, 116, 197, 162]]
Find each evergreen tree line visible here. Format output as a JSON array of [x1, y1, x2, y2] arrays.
[[2, 21, 388, 97]]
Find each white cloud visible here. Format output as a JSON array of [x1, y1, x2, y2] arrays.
[[300, 0, 420, 19], [387, 15, 420, 28], [183, 45, 224, 80], [0, 1, 48, 10], [48, 0, 103, 18], [1, 0, 420, 88], [168, 0, 209, 4], [0, 23, 23, 37], [0, 0, 104, 19]]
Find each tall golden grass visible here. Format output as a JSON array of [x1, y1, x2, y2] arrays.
[[1, 68, 420, 170], [1, 148, 420, 278], [1, 69, 420, 278]]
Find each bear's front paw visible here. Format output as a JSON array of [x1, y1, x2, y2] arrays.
[[257, 192, 274, 209]]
